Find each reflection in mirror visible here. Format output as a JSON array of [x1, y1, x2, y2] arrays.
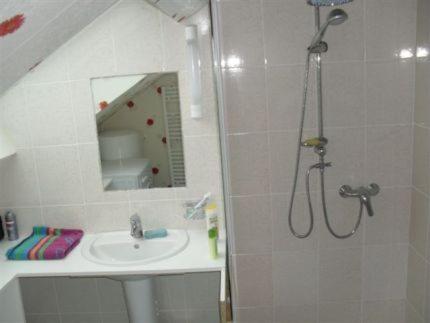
[[91, 72, 186, 191]]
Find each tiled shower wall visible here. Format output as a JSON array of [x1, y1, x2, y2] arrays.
[[0, 0, 223, 234], [216, 0, 417, 322], [407, 0, 430, 321]]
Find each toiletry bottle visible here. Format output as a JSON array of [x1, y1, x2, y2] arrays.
[[0, 216, 4, 241], [5, 211, 19, 241], [205, 202, 219, 259]]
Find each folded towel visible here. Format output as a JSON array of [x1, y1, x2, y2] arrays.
[[6, 226, 84, 260]]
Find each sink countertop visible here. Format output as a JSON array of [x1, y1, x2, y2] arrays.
[[0, 230, 226, 299]]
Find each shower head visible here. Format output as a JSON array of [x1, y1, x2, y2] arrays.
[[307, 0, 353, 6], [308, 9, 348, 50]]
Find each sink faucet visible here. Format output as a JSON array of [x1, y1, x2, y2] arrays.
[[130, 214, 144, 239]]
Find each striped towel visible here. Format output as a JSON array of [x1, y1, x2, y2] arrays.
[[6, 226, 84, 260]]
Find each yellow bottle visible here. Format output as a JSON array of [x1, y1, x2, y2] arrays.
[[205, 202, 219, 259]]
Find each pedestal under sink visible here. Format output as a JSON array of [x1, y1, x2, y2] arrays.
[[82, 230, 189, 323]]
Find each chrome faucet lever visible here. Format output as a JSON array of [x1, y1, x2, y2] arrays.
[[130, 214, 144, 239], [339, 183, 380, 217]]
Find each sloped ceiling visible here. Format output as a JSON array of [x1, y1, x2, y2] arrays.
[[0, 0, 118, 94]]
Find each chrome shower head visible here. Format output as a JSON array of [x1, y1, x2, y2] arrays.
[[308, 9, 348, 50], [307, 0, 353, 6]]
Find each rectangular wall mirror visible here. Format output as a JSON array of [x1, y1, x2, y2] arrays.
[[91, 72, 186, 191]]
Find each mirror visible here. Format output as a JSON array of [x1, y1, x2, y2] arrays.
[[91, 72, 186, 191]]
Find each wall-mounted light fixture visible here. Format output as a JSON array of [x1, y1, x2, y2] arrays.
[[185, 25, 203, 119], [0, 126, 16, 160]]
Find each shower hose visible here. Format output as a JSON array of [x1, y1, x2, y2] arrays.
[[287, 52, 363, 239]]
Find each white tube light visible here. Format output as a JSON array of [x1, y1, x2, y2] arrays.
[[185, 25, 203, 119], [0, 126, 16, 160]]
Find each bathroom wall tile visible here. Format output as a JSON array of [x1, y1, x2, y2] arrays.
[[321, 127, 366, 190], [318, 301, 361, 323], [262, 0, 314, 66], [322, 61, 365, 128], [365, 187, 410, 245], [363, 299, 406, 323], [413, 126, 430, 195], [317, 189, 364, 249], [234, 307, 273, 323], [187, 309, 219, 323], [0, 149, 40, 207], [320, 0, 364, 62], [184, 272, 220, 310], [66, 13, 115, 80], [54, 277, 100, 314], [269, 130, 317, 194], [266, 64, 316, 132], [21, 277, 59, 314], [155, 274, 186, 310], [96, 278, 127, 313], [26, 314, 61, 323], [406, 246, 427, 316], [409, 189, 429, 257], [42, 205, 85, 229], [60, 313, 101, 323], [223, 67, 267, 134], [130, 200, 188, 230], [319, 248, 362, 302], [425, 263, 430, 322], [219, 0, 264, 68], [271, 192, 318, 252], [35, 146, 84, 205], [415, 62, 430, 127], [366, 60, 414, 126], [25, 82, 76, 147], [84, 203, 129, 233], [100, 312, 129, 323], [365, 0, 417, 61], [405, 302, 425, 323], [158, 310, 188, 323], [160, 14, 186, 72], [110, 1, 163, 74], [0, 85, 31, 149], [0, 207, 44, 237], [231, 195, 272, 254], [228, 133, 270, 196], [366, 125, 412, 187], [273, 250, 317, 307], [78, 143, 128, 204], [232, 254, 273, 307], [273, 303, 317, 323], [70, 80, 98, 144], [363, 244, 408, 301]]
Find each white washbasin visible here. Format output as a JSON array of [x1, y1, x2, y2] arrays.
[[82, 230, 189, 266]]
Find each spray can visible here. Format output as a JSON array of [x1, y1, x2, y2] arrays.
[[5, 211, 19, 241]]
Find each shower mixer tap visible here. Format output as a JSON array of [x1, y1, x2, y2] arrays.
[[339, 183, 380, 217]]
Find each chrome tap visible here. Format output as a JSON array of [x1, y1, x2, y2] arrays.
[[130, 214, 144, 239], [339, 183, 380, 217]]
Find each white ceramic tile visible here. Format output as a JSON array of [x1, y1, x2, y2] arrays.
[[96, 278, 127, 313], [235, 307, 273, 323], [406, 246, 427, 316], [223, 67, 268, 134], [266, 64, 316, 132], [84, 202, 129, 233], [0, 207, 43, 237], [25, 82, 76, 147], [155, 274, 186, 310], [415, 62, 430, 127], [366, 125, 412, 187], [26, 314, 61, 323], [231, 195, 272, 254], [319, 248, 362, 302], [366, 60, 414, 126], [365, 0, 417, 61], [110, 0, 163, 74], [363, 299, 406, 323], [273, 250, 318, 307], [273, 303, 317, 323], [184, 272, 220, 310], [160, 14, 186, 72], [60, 313, 101, 323], [35, 146, 84, 205], [318, 301, 361, 323], [54, 277, 100, 314], [263, 0, 314, 66], [219, 0, 264, 67], [0, 149, 40, 207], [413, 126, 430, 195], [410, 189, 429, 257], [42, 205, 85, 230], [20, 277, 59, 314], [363, 244, 408, 301]]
